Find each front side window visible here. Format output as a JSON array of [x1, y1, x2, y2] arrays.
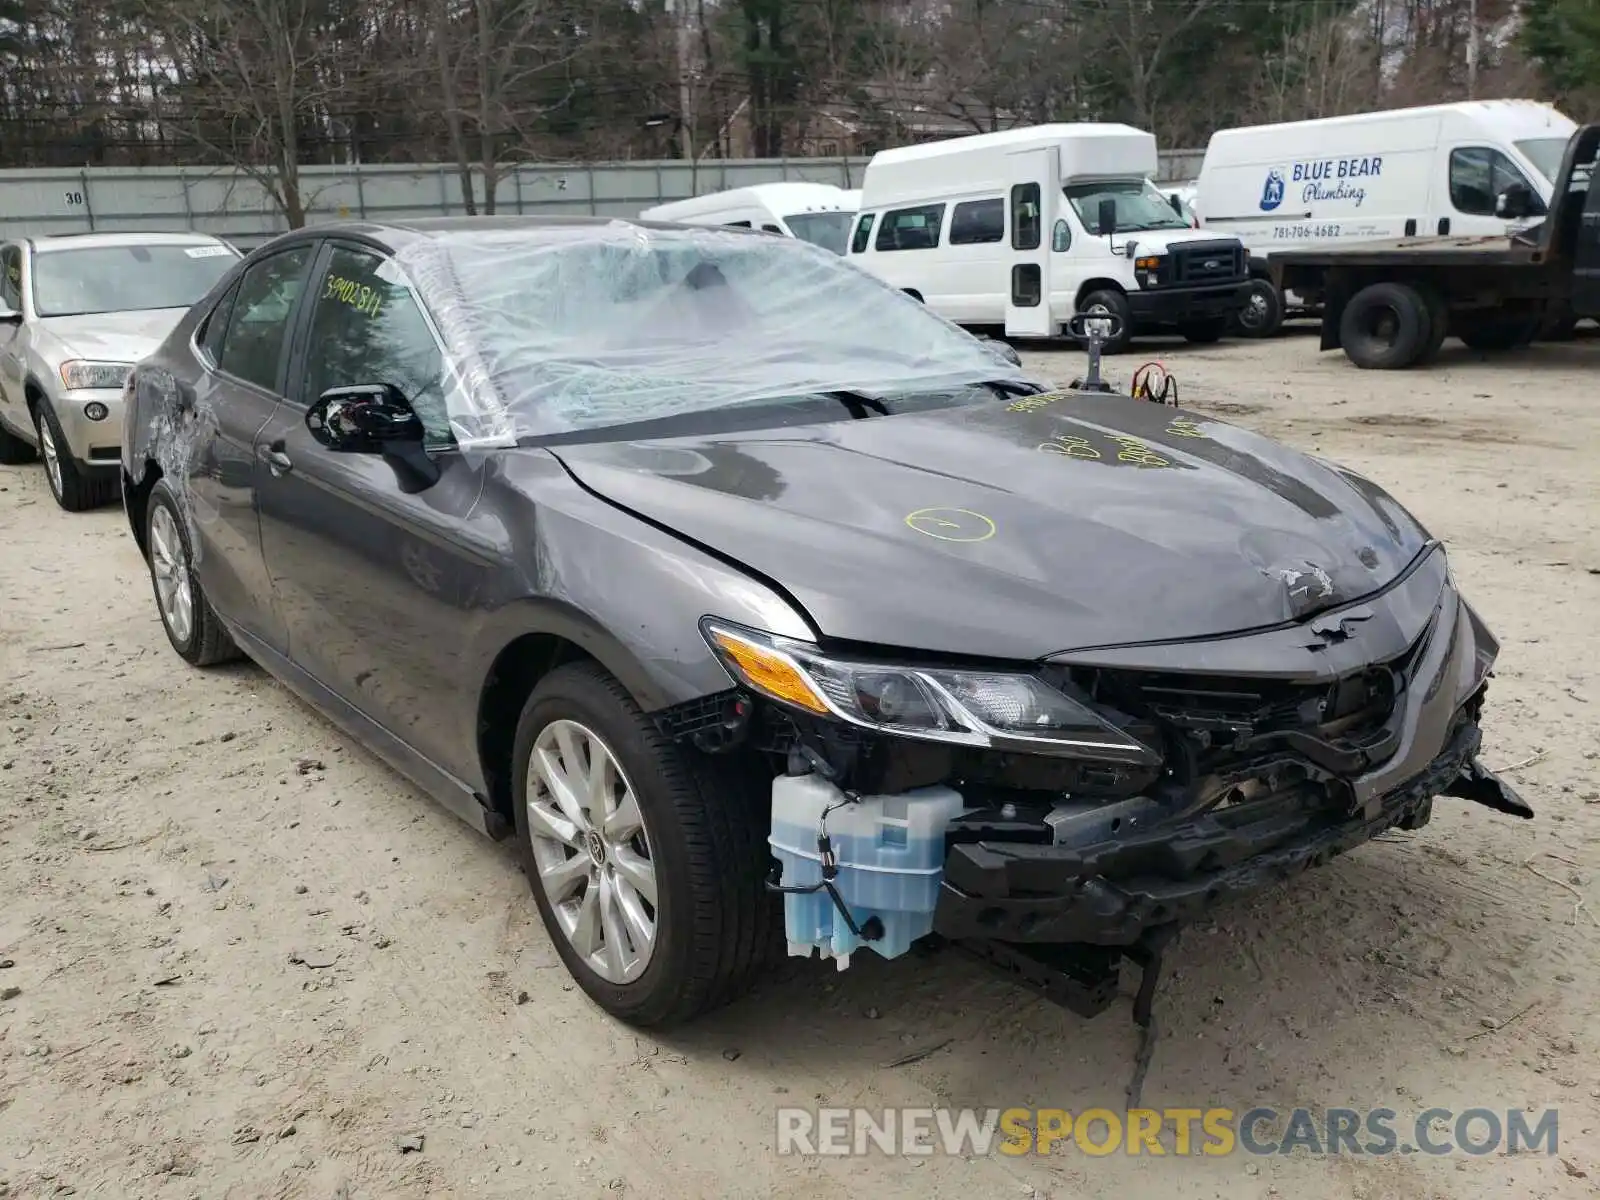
[[215, 245, 314, 392], [1450, 147, 1547, 216], [850, 212, 875, 254], [300, 246, 449, 443], [0, 246, 21, 310], [29, 242, 239, 319], [1062, 180, 1190, 235], [949, 199, 1004, 246], [874, 204, 945, 251]]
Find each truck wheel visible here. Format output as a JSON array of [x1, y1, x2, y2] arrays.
[[1074, 289, 1133, 354], [1179, 318, 1226, 344], [1414, 285, 1450, 365], [1233, 278, 1284, 338], [1456, 313, 1540, 352], [1339, 282, 1429, 370]]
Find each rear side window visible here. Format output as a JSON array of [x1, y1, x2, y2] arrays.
[[0, 245, 20, 310], [198, 281, 241, 365], [216, 245, 314, 392], [875, 204, 945, 251], [850, 213, 875, 253], [1011, 183, 1042, 250], [949, 199, 1004, 245]]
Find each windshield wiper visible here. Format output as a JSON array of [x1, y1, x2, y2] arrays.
[[980, 378, 1046, 398], [824, 389, 891, 418]]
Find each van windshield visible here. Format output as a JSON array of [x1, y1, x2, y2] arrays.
[[782, 211, 853, 255], [1515, 137, 1571, 184], [1063, 180, 1191, 234]]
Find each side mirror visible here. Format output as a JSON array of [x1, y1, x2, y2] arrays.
[[1097, 198, 1117, 237], [306, 383, 441, 493], [1495, 184, 1532, 220]]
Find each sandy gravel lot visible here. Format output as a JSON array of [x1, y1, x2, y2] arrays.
[[2, 327, 1599, 1200]]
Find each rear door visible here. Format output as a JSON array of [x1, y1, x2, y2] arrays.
[[1004, 147, 1056, 337], [182, 241, 318, 653]]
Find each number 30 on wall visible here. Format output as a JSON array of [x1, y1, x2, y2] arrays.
[[64, 190, 84, 206]]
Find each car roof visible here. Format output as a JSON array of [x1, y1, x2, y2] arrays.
[[254, 214, 761, 255], [27, 230, 233, 253]]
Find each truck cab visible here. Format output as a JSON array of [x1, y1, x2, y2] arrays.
[[847, 124, 1249, 351]]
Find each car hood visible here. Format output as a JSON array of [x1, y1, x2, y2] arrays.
[[36, 308, 189, 366], [549, 393, 1431, 661]]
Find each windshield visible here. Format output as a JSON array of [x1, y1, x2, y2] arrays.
[[393, 221, 1026, 445], [781, 211, 853, 255], [1514, 137, 1570, 185], [31, 243, 238, 318], [1064, 179, 1192, 234]]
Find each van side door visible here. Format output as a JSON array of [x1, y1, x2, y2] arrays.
[[1003, 146, 1059, 337]]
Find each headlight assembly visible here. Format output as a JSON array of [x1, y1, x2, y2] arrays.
[[60, 360, 134, 390], [701, 620, 1159, 765]]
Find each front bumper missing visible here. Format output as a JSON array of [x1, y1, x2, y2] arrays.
[[934, 721, 1528, 946]]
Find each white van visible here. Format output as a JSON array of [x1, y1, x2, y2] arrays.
[[639, 183, 857, 254], [848, 124, 1250, 349], [1195, 99, 1579, 334]]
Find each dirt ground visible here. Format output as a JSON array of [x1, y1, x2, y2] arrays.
[[2, 327, 1599, 1200]]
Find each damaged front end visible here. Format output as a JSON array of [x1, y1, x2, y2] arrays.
[[657, 542, 1529, 1025]]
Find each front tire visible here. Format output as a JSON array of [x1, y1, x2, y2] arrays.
[[35, 401, 116, 511], [512, 663, 772, 1028], [1074, 288, 1134, 354], [1233, 277, 1284, 338], [144, 479, 241, 666]]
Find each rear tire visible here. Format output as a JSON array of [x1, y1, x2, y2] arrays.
[[35, 400, 116, 511], [1179, 318, 1226, 344], [1457, 312, 1541, 352], [0, 420, 35, 465], [1339, 282, 1428, 370], [1413, 285, 1450, 365], [1233, 277, 1284, 338], [512, 662, 773, 1028], [1074, 288, 1134, 354], [144, 479, 242, 667]]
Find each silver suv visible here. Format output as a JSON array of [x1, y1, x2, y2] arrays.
[[0, 232, 240, 510]]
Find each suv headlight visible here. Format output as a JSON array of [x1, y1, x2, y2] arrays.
[[60, 360, 134, 390], [702, 620, 1159, 765]]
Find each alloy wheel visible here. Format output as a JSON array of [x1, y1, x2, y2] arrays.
[[36, 411, 62, 499], [525, 719, 658, 984], [149, 505, 195, 646]]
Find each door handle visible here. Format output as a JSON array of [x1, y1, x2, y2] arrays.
[[256, 440, 293, 476]]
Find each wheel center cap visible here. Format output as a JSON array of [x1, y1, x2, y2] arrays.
[[584, 829, 606, 867]]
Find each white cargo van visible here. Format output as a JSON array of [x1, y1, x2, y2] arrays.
[[639, 183, 856, 254], [848, 124, 1250, 350], [1195, 99, 1579, 334]]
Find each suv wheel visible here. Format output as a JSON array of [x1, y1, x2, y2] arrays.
[[35, 401, 116, 511], [512, 663, 771, 1028], [145, 480, 241, 666]]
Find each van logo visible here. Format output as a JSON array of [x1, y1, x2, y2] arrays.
[[1260, 168, 1286, 212], [1204, 259, 1219, 269]]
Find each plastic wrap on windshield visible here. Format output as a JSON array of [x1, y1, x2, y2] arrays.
[[391, 220, 1027, 446]]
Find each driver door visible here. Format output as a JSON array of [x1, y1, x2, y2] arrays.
[[1004, 147, 1058, 337], [253, 240, 492, 775]]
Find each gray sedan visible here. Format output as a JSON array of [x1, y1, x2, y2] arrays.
[[0, 232, 239, 510], [119, 216, 1529, 1029]]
